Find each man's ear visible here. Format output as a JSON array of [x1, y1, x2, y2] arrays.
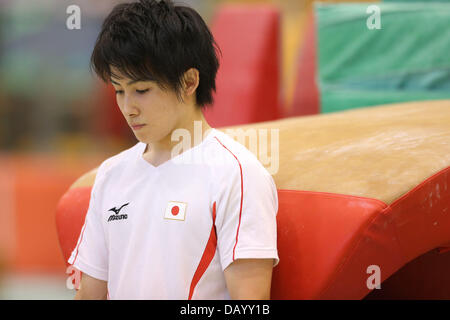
[[182, 68, 200, 97]]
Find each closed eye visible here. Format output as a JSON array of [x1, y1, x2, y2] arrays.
[[114, 89, 149, 95]]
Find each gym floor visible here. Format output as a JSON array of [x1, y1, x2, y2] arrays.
[[0, 273, 75, 300]]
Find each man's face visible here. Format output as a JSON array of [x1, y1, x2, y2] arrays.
[[110, 68, 183, 144]]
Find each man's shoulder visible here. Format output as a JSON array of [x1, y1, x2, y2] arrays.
[[97, 141, 142, 179], [207, 129, 277, 201], [207, 129, 269, 179], [209, 129, 263, 166]]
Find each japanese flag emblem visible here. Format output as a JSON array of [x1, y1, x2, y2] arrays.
[[164, 201, 187, 221]]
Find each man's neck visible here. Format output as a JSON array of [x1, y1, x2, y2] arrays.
[[143, 109, 212, 164]]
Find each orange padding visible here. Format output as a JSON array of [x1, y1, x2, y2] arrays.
[[56, 167, 450, 299], [0, 154, 104, 273], [289, 10, 320, 117]]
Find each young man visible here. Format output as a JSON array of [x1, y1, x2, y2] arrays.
[[69, 0, 279, 300]]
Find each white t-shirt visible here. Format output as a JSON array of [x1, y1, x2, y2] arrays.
[[68, 128, 279, 300]]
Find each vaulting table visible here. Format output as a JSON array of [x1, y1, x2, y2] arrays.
[[56, 99, 450, 299]]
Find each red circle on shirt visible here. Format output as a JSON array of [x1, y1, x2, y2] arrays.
[[171, 206, 179, 216]]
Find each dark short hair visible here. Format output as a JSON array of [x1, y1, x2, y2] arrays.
[[90, 0, 220, 108]]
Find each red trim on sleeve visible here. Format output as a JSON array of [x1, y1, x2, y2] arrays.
[[188, 202, 218, 300], [213, 136, 244, 262], [72, 219, 88, 265]]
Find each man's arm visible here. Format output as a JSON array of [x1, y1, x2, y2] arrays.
[[74, 272, 108, 300], [224, 258, 274, 300]]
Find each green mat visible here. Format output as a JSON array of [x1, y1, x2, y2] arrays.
[[315, 2, 450, 113], [383, 0, 450, 2]]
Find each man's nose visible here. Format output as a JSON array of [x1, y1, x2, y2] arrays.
[[122, 94, 139, 116]]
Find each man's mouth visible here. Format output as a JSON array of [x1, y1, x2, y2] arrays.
[[131, 124, 146, 130]]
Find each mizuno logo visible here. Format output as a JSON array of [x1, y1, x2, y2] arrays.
[[107, 202, 129, 222]]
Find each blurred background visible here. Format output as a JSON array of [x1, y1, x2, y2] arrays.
[[0, 0, 449, 299]]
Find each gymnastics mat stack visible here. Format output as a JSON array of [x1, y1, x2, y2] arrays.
[[56, 99, 450, 299], [316, 2, 450, 113], [203, 4, 281, 127]]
